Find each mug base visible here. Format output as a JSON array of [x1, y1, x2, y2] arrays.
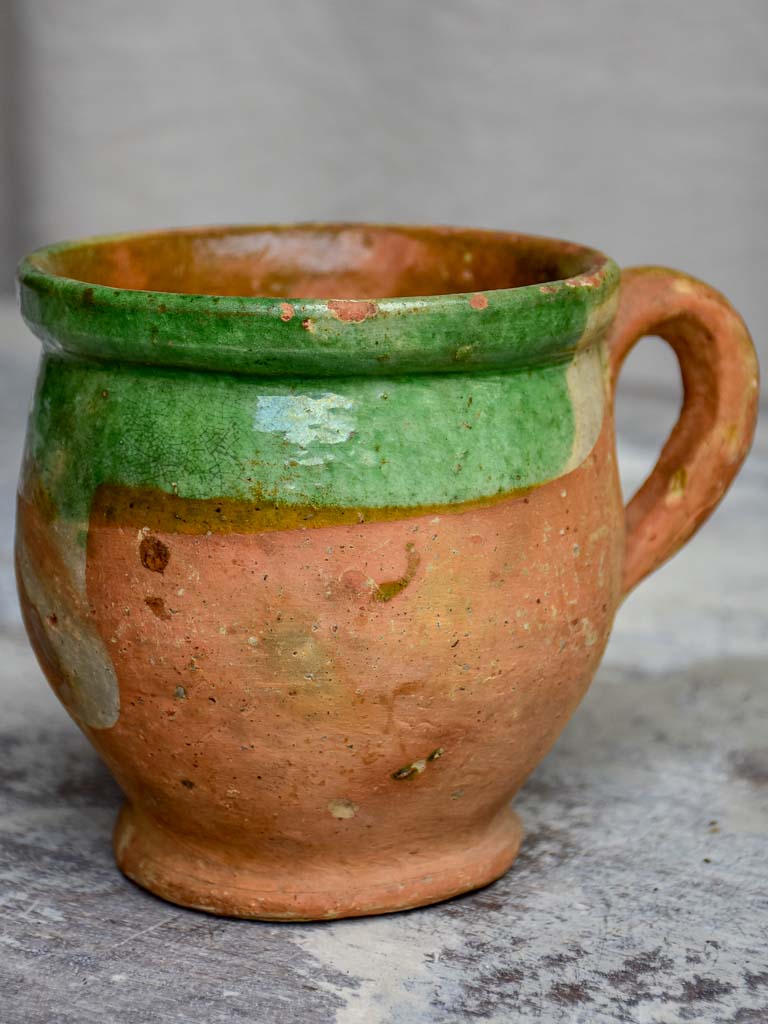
[[113, 801, 523, 921]]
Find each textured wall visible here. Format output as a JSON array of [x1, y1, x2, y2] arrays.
[[2, 0, 767, 382]]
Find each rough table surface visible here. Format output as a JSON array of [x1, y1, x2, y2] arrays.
[[0, 302, 766, 1024]]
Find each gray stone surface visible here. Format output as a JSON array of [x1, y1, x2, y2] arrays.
[[1, 301, 766, 1023]]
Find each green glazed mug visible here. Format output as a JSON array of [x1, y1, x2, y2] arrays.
[[15, 224, 759, 919]]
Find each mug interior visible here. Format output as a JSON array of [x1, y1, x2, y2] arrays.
[[29, 224, 605, 300]]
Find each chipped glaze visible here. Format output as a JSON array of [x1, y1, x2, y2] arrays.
[[14, 225, 758, 920]]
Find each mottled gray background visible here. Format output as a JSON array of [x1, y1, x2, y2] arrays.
[[1, 0, 767, 389]]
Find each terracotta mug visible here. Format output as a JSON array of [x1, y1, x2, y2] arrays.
[[16, 225, 758, 920]]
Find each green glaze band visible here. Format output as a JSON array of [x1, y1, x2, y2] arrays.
[[17, 225, 619, 524], [18, 225, 619, 378], [25, 352, 606, 524]]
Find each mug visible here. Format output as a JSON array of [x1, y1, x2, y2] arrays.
[[15, 224, 758, 919]]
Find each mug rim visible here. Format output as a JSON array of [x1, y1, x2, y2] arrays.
[[17, 223, 620, 378]]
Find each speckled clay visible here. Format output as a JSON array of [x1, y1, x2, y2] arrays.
[[15, 225, 758, 920]]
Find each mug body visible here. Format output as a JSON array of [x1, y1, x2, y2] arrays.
[[16, 225, 624, 918]]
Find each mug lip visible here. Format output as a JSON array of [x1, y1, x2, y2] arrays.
[[17, 222, 620, 378]]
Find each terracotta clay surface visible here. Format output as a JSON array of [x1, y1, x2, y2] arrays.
[[15, 225, 758, 919], [19, 424, 621, 919]]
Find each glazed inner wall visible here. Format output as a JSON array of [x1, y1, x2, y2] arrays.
[[33, 225, 601, 300]]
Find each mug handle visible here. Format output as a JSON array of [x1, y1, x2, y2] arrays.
[[607, 266, 759, 598]]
